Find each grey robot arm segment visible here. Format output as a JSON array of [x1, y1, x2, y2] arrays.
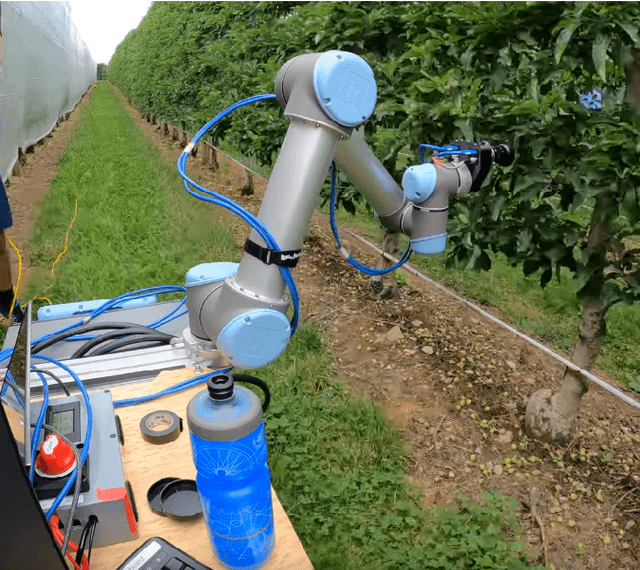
[[334, 129, 472, 255], [184, 51, 378, 370]]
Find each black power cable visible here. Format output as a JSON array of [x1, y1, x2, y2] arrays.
[[70, 327, 173, 359], [32, 322, 155, 354], [31, 367, 71, 396], [88, 333, 175, 357], [233, 374, 271, 412], [75, 515, 98, 565], [110, 341, 168, 353]]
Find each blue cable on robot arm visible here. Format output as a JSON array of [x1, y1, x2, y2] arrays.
[[176, 94, 300, 334], [113, 367, 232, 408], [178, 182, 300, 334], [328, 163, 411, 277], [147, 297, 187, 329]]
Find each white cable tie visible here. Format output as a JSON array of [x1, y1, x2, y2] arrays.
[[81, 315, 92, 325], [339, 247, 350, 260], [184, 142, 195, 155]]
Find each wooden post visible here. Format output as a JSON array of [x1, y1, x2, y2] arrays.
[[209, 144, 219, 171], [368, 230, 401, 300], [200, 142, 210, 166], [11, 160, 21, 177], [172, 126, 179, 141], [161, 122, 168, 136], [240, 157, 254, 196], [179, 122, 188, 149]]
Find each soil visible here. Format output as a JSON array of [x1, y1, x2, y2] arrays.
[[7, 85, 640, 570]]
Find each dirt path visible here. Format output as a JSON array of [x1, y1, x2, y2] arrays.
[[9, 84, 640, 570]]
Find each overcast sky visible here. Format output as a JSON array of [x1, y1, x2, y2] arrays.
[[67, 0, 153, 64]]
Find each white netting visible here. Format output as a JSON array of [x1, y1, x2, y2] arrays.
[[1, 1, 96, 180]]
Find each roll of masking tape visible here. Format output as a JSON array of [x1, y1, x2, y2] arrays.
[[140, 410, 183, 445]]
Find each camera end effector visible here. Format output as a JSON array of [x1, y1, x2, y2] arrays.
[[334, 134, 514, 256]]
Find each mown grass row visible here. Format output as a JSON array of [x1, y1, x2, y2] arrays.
[[23, 81, 543, 570], [26, 83, 237, 304]]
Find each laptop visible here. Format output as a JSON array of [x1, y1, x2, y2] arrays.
[[0, 301, 68, 570], [1, 301, 33, 465]]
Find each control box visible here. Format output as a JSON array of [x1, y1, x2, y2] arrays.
[[33, 390, 138, 547]]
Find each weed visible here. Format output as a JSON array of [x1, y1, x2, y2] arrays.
[[394, 272, 408, 287]]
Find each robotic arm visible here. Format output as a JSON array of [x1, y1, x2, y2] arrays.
[[181, 51, 513, 371]]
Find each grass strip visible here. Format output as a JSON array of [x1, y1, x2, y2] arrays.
[[26, 81, 237, 304]]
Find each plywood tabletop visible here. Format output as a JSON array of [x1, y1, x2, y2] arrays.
[[90, 367, 313, 570]]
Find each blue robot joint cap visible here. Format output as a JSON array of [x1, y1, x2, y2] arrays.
[[313, 51, 377, 128]]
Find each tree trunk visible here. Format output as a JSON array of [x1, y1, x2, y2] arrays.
[[628, 51, 640, 110], [525, 197, 611, 444], [368, 230, 401, 300]]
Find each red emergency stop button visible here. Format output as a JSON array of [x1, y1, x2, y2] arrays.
[[35, 434, 76, 478]]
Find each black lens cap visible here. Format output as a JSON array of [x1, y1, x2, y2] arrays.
[[160, 479, 202, 521], [147, 477, 180, 516]]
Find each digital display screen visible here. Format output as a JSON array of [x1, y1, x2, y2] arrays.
[[51, 410, 74, 435]]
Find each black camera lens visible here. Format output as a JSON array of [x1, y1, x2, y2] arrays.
[[493, 143, 514, 167]]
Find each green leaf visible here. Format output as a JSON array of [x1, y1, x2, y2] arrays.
[[592, 34, 610, 82], [555, 23, 578, 63], [490, 195, 506, 221], [509, 100, 539, 115], [454, 118, 473, 141], [619, 21, 640, 45]]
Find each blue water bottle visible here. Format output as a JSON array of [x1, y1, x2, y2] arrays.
[[187, 373, 275, 569]]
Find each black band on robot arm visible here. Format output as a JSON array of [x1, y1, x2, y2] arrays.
[[244, 238, 302, 268]]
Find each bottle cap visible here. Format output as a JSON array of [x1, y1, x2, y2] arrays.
[[206, 374, 234, 401]]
